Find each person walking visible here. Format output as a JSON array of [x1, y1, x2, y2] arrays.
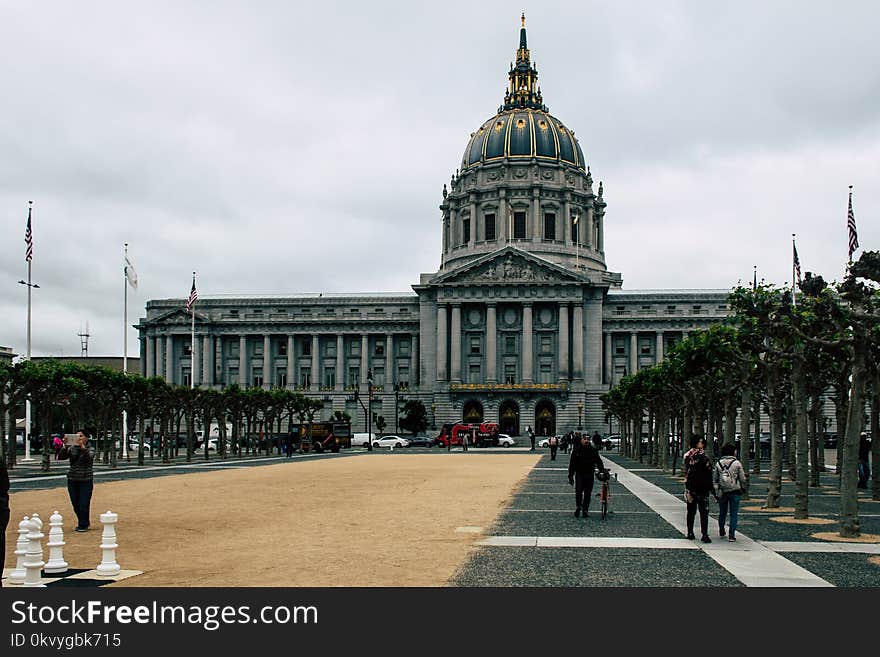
[[683, 435, 713, 543], [592, 431, 603, 451], [59, 429, 96, 532], [858, 433, 871, 489], [548, 434, 559, 461], [527, 425, 535, 451], [568, 433, 605, 518], [714, 443, 747, 541], [0, 457, 9, 588]]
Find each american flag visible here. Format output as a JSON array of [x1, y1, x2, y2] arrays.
[[186, 274, 198, 312], [848, 186, 859, 262], [24, 203, 33, 262], [793, 241, 802, 283]]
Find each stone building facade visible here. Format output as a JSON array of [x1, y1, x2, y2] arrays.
[[137, 19, 729, 437]]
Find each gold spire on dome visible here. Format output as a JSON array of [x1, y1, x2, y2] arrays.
[[503, 14, 545, 111]]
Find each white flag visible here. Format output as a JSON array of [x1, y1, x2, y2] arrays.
[[125, 255, 138, 289]]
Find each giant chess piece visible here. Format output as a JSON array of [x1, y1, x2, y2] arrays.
[[96, 511, 121, 577], [22, 517, 46, 587], [7, 516, 30, 585], [45, 510, 69, 574], [31, 511, 42, 532]]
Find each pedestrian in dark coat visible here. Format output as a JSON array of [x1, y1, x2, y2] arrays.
[[59, 429, 96, 532], [549, 434, 559, 461], [568, 434, 605, 517], [683, 435, 713, 543], [527, 425, 535, 451]]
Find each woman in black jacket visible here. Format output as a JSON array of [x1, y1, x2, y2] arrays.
[[683, 435, 713, 543], [568, 434, 605, 518]]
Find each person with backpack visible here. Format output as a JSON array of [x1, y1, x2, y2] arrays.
[[548, 434, 559, 460], [683, 435, 713, 543], [714, 443, 747, 541]]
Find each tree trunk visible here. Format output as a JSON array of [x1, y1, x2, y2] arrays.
[[40, 409, 51, 472], [785, 402, 795, 481], [766, 368, 784, 508], [723, 394, 736, 446], [840, 330, 869, 538], [872, 369, 880, 501], [705, 406, 716, 462], [808, 393, 820, 487], [792, 356, 810, 519], [835, 379, 849, 483], [753, 397, 762, 474], [739, 388, 751, 499]]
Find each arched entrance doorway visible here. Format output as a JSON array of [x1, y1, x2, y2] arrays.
[[535, 400, 556, 437], [462, 399, 484, 424], [498, 400, 520, 436]]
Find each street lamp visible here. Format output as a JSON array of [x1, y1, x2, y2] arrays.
[[18, 276, 40, 463], [394, 383, 400, 434], [431, 403, 436, 430], [367, 369, 373, 450], [577, 402, 583, 431]]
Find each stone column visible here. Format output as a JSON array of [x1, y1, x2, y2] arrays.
[[572, 306, 584, 380], [604, 332, 612, 384], [499, 189, 509, 242], [563, 195, 572, 244], [558, 303, 569, 381], [469, 197, 476, 246], [165, 335, 174, 384], [656, 331, 664, 363], [630, 332, 638, 375], [361, 334, 369, 384], [239, 335, 247, 387], [436, 306, 448, 381], [336, 334, 344, 391], [263, 335, 272, 389], [410, 334, 419, 387], [146, 336, 155, 378], [586, 205, 594, 249], [385, 334, 394, 388], [531, 188, 540, 243], [486, 302, 497, 383], [441, 212, 449, 259], [585, 296, 603, 385], [202, 335, 212, 386], [597, 212, 604, 252], [286, 335, 295, 389], [450, 304, 462, 383], [311, 335, 320, 390], [522, 303, 533, 383]]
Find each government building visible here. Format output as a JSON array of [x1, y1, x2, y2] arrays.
[[137, 19, 728, 437]]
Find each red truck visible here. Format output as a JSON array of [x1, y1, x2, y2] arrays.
[[436, 422, 500, 448]]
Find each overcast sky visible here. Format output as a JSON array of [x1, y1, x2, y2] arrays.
[[1, 1, 878, 358]]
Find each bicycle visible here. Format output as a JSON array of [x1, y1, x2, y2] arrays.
[[596, 468, 613, 520]]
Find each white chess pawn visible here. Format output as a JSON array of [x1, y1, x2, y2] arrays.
[[7, 516, 30, 585], [96, 511, 120, 577], [45, 510, 69, 574], [22, 517, 46, 587], [31, 512, 42, 532]]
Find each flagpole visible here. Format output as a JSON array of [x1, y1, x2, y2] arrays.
[[122, 243, 129, 460], [791, 233, 797, 307], [191, 271, 196, 390], [753, 265, 757, 291], [23, 201, 34, 462]]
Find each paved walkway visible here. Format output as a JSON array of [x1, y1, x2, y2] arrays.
[[455, 451, 880, 587]]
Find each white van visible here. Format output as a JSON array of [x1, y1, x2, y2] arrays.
[[351, 433, 376, 448]]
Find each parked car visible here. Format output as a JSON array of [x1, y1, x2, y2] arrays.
[[405, 435, 435, 448], [372, 435, 410, 449], [603, 434, 621, 450], [129, 439, 151, 453], [498, 434, 516, 447], [352, 432, 377, 448]]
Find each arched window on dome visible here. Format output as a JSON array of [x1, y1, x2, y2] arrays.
[[462, 217, 471, 245]]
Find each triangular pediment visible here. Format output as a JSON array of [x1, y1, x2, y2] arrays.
[[146, 308, 209, 326], [431, 247, 583, 286]]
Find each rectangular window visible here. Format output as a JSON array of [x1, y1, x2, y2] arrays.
[[253, 372, 264, 388], [504, 364, 516, 385], [254, 343, 263, 356], [484, 213, 496, 241], [326, 342, 336, 357], [252, 308, 263, 315], [470, 336, 481, 354], [469, 364, 481, 384], [571, 217, 579, 244], [615, 339, 625, 355], [540, 336, 551, 353], [513, 211, 526, 239], [278, 342, 287, 356], [543, 213, 556, 240], [539, 363, 552, 384], [374, 367, 385, 386], [351, 341, 361, 356], [375, 342, 385, 356], [399, 340, 410, 356], [182, 371, 191, 387], [277, 371, 287, 388], [398, 367, 409, 387], [462, 218, 470, 244], [505, 336, 516, 355], [229, 309, 239, 316], [349, 367, 360, 387], [324, 368, 335, 388], [228, 368, 239, 385], [641, 345, 651, 355], [183, 344, 192, 356], [300, 372, 311, 387], [302, 341, 311, 357]]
